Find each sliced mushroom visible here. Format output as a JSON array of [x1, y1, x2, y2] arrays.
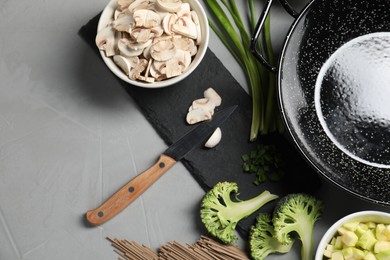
[[186, 88, 222, 124], [130, 28, 153, 43], [96, 26, 118, 57], [114, 8, 132, 20], [191, 10, 202, 45], [204, 88, 222, 106], [152, 35, 173, 43], [172, 36, 197, 56], [185, 88, 223, 148], [171, 16, 197, 39], [156, 0, 182, 12], [143, 43, 152, 59], [188, 98, 208, 111], [150, 25, 164, 38], [152, 49, 191, 78], [128, 58, 148, 80], [176, 3, 191, 18], [149, 65, 167, 81], [144, 58, 153, 77], [162, 13, 178, 36], [186, 107, 213, 124], [128, 38, 152, 50], [112, 13, 135, 33], [165, 59, 182, 78], [113, 55, 139, 76], [118, 38, 146, 57], [128, 0, 151, 13], [150, 38, 176, 61], [133, 9, 161, 28], [172, 49, 191, 72], [137, 75, 155, 83], [137, 58, 155, 83], [117, 0, 136, 11], [204, 127, 222, 148]]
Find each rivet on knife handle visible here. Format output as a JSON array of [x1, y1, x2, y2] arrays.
[[85, 154, 176, 225]]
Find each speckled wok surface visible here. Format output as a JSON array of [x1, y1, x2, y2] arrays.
[[278, 0, 390, 205]]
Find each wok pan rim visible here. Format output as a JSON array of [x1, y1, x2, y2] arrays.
[[276, 0, 390, 206]]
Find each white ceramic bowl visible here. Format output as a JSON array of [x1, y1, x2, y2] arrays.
[[97, 0, 209, 88], [315, 210, 390, 260]]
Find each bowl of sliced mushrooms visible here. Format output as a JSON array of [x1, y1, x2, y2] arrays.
[[96, 0, 209, 88]]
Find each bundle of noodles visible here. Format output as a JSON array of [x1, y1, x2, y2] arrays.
[[107, 235, 249, 260]]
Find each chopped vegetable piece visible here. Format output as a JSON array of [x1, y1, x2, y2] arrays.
[[242, 144, 285, 185], [323, 220, 390, 260]]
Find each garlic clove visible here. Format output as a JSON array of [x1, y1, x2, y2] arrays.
[[204, 128, 222, 148]]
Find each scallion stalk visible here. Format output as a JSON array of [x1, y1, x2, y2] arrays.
[[204, 0, 283, 141]]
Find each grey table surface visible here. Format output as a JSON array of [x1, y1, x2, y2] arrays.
[[0, 0, 389, 259]]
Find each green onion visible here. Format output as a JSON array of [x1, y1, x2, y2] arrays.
[[241, 145, 285, 185], [204, 0, 283, 141]]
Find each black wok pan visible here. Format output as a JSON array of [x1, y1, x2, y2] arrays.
[[251, 0, 390, 205]]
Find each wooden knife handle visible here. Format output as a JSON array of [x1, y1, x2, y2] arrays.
[[85, 154, 176, 225]]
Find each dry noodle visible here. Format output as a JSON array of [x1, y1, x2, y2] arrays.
[[107, 236, 249, 260]]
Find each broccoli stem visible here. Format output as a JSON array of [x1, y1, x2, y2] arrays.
[[221, 190, 278, 223], [298, 223, 315, 260]]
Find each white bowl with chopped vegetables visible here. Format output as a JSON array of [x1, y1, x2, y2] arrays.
[[315, 211, 390, 260], [96, 0, 209, 88]]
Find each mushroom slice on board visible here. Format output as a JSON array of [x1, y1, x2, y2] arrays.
[[185, 88, 223, 147], [186, 107, 214, 124], [186, 88, 222, 124], [189, 98, 210, 112], [204, 88, 222, 106]]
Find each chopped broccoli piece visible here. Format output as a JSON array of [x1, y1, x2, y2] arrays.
[[272, 193, 324, 260], [249, 213, 294, 260], [200, 182, 278, 244]]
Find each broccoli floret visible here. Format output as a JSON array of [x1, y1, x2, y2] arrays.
[[200, 182, 278, 244], [272, 193, 324, 260], [249, 213, 293, 260]]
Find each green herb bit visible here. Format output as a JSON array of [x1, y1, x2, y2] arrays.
[[241, 144, 285, 185]]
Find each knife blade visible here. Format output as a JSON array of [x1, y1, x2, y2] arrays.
[[85, 105, 237, 225]]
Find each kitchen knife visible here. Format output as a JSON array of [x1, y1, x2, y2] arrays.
[[85, 105, 237, 225]]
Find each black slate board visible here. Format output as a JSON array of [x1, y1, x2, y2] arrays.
[[78, 13, 321, 238]]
